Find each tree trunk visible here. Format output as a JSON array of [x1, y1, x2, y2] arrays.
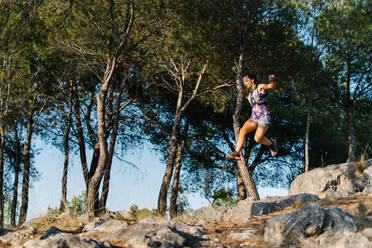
[[18, 112, 34, 226], [157, 112, 182, 216], [347, 105, 356, 162], [100, 79, 126, 211], [157, 63, 207, 217], [73, 82, 89, 187], [157, 72, 186, 216], [170, 119, 188, 219], [60, 92, 73, 212], [11, 126, 21, 227], [232, 53, 260, 200], [237, 173, 246, 201], [86, 57, 115, 217], [346, 66, 356, 162], [304, 78, 313, 172], [0, 126, 5, 227]]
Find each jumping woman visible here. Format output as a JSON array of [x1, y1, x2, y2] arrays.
[[226, 74, 278, 160]]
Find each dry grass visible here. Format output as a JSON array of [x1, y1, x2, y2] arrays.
[[27, 213, 83, 233]]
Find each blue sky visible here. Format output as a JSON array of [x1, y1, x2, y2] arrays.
[[28, 140, 288, 220]]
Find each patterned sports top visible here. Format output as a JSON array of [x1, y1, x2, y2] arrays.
[[247, 86, 270, 120]]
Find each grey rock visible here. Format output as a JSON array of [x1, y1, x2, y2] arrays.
[[83, 220, 128, 233], [83, 222, 104, 232], [108, 218, 204, 248], [264, 204, 360, 247], [223, 198, 280, 222], [178, 205, 228, 224], [229, 230, 255, 240], [289, 159, 372, 197], [0, 226, 36, 247], [270, 193, 320, 209], [322, 189, 352, 199], [314, 230, 372, 248], [322, 207, 358, 233], [362, 228, 372, 239], [119, 209, 131, 219], [14, 226, 112, 248], [39, 226, 62, 239], [363, 184, 372, 195], [264, 204, 325, 247], [98, 211, 124, 221]]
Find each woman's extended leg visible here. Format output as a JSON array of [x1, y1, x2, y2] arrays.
[[226, 120, 257, 160], [236, 120, 257, 152]]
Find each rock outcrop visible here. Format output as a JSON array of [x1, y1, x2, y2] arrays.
[[290, 159, 372, 198], [15, 226, 113, 248], [179, 193, 319, 224], [264, 204, 372, 247]]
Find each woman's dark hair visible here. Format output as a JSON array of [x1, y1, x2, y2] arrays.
[[246, 73, 257, 82]]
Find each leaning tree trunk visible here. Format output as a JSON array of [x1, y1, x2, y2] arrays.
[[86, 57, 115, 217], [18, 112, 34, 226], [170, 119, 189, 219], [0, 125, 5, 227], [11, 126, 21, 227], [60, 92, 73, 212], [232, 53, 260, 200]]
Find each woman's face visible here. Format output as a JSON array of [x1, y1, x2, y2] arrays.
[[243, 77, 255, 89]]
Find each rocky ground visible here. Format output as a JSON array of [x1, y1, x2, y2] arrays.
[[1, 159, 371, 248]]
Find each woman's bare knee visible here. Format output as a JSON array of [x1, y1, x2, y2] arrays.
[[254, 135, 262, 143]]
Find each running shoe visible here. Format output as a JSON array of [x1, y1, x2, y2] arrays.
[[269, 139, 278, 157], [226, 150, 241, 160]]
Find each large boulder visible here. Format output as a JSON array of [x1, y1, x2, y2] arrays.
[[289, 159, 372, 197], [264, 204, 326, 246], [118, 218, 205, 248], [223, 198, 280, 222], [178, 205, 228, 224], [0, 226, 36, 247], [15, 226, 112, 248], [180, 194, 319, 224], [264, 193, 320, 209], [264, 204, 371, 248]]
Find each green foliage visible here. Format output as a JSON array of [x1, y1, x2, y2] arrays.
[[47, 191, 87, 216], [129, 204, 157, 220], [68, 191, 87, 216], [213, 189, 237, 207]]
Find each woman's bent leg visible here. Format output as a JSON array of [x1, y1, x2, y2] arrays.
[[254, 126, 278, 156], [254, 126, 271, 145]]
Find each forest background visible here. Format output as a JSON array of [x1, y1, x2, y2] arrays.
[[0, 0, 370, 227]]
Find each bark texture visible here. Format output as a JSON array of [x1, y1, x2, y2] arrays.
[[18, 112, 33, 226], [11, 127, 21, 227], [170, 120, 188, 219], [86, 57, 115, 217], [232, 53, 260, 200], [60, 91, 73, 212]]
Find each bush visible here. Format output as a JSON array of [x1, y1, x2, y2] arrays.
[[129, 204, 157, 220], [47, 191, 87, 216]]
